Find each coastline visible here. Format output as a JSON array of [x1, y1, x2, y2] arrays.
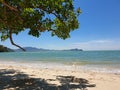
[[0, 60, 120, 74], [0, 61, 120, 90]]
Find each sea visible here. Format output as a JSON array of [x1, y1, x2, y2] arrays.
[[0, 50, 120, 74]]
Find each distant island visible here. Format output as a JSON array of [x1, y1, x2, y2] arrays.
[[0, 45, 14, 52], [0, 46, 83, 52], [14, 47, 50, 52], [14, 47, 83, 52], [63, 48, 83, 51]]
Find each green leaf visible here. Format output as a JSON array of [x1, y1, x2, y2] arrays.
[[0, 0, 80, 50]]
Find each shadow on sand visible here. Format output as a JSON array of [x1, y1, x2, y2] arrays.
[[0, 69, 96, 90]]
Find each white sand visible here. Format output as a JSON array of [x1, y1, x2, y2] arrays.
[[0, 62, 120, 90]]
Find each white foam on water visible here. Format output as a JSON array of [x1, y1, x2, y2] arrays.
[[1, 60, 120, 74]]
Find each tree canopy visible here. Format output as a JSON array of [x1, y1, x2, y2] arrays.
[[0, 0, 81, 51]]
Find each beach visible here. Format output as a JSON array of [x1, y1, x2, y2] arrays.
[[0, 62, 120, 90], [0, 51, 120, 90]]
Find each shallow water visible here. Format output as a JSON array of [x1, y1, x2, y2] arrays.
[[0, 50, 120, 73]]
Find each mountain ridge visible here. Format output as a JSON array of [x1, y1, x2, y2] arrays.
[[14, 47, 83, 52]]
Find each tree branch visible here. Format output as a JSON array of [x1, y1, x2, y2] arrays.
[[2, 1, 18, 12], [9, 29, 26, 51]]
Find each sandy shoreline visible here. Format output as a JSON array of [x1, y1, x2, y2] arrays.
[[0, 63, 120, 90]]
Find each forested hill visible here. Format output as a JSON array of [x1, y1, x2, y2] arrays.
[[0, 45, 14, 52]]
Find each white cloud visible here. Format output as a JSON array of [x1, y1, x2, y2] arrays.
[[90, 40, 113, 43], [72, 39, 120, 50]]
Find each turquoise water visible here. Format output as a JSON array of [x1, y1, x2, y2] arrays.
[[0, 50, 120, 73]]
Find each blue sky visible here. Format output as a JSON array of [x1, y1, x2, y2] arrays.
[[1, 0, 120, 50]]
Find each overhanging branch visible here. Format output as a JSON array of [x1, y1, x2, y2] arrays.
[[2, 0, 18, 12], [9, 29, 26, 51]]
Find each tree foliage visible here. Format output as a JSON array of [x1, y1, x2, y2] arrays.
[[0, 0, 81, 51], [0, 45, 14, 52]]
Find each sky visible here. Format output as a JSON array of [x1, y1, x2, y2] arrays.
[[1, 0, 120, 50]]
